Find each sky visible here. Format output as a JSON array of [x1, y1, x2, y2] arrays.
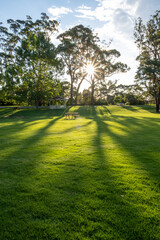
[[0, 0, 159, 88]]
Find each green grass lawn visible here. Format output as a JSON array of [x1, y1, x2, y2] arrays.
[[0, 105, 160, 240]]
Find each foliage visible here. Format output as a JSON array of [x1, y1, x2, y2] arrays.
[[0, 13, 63, 108], [1, 11, 159, 107], [96, 80, 117, 104], [57, 24, 129, 105], [115, 84, 146, 105], [0, 21, 20, 98], [77, 89, 91, 105], [57, 25, 99, 105], [87, 48, 129, 105], [134, 10, 160, 112]]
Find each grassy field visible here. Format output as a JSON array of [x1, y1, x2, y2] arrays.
[[0, 105, 160, 240]]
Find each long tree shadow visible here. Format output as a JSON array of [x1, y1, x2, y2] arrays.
[[0, 110, 73, 238], [0, 113, 64, 165], [1, 105, 160, 239], [106, 115, 160, 182], [57, 121, 92, 135], [0, 108, 16, 117], [77, 105, 111, 119], [120, 104, 159, 114], [0, 112, 65, 192], [0, 107, 69, 139], [37, 105, 160, 239], [87, 106, 160, 239], [97, 106, 160, 191]]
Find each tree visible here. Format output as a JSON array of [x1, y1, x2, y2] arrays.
[[16, 32, 61, 108], [0, 13, 62, 108], [58, 25, 129, 106], [96, 80, 117, 104], [134, 10, 160, 112], [0, 21, 20, 104], [57, 25, 99, 105], [86, 48, 129, 105]]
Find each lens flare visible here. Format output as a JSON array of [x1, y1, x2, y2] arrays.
[[86, 64, 95, 76]]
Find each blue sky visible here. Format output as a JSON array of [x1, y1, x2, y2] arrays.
[[0, 0, 159, 86]]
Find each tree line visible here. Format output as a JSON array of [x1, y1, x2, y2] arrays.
[[0, 11, 159, 111]]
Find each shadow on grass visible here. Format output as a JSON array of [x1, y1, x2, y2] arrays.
[[76, 105, 111, 119], [0, 107, 70, 139], [18, 105, 159, 239], [0, 105, 160, 239], [0, 113, 69, 239], [0, 107, 68, 190], [69, 105, 160, 239], [0, 108, 16, 117], [88, 107, 160, 239], [120, 104, 158, 114], [57, 121, 93, 135], [89, 106, 160, 184], [0, 108, 68, 119]]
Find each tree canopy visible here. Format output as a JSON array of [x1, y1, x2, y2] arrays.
[[1, 11, 159, 108], [134, 10, 160, 112], [0, 13, 62, 107], [57, 24, 129, 105]]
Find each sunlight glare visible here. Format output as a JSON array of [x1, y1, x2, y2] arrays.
[[86, 64, 94, 76]]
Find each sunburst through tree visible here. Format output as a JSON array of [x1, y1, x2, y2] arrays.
[[84, 55, 104, 78], [83, 54, 104, 104], [82, 49, 128, 104], [86, 64, 94, 77]]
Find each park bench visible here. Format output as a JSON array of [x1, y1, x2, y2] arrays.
[[65, 112, 79, 119]]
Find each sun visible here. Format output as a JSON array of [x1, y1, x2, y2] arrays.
[[83, 55, 104, 80], [86, 64, 95, 77]]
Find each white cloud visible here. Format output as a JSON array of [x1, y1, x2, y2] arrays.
[[48, 0, 160, 86], [75, 0, 139, 23], [95, 0, 139, 16], [48, 6, 72, 19], [75, 5, 96, 20], [75, 15, 95, 20], [74, 0, 140, 85], [77, 5, 92, 10], [94, 21, 139, 84]]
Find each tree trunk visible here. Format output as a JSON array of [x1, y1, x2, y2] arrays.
[[75, 92, 78, 106], [70, 80, 73, 106], [35, 99, 39, 109], [156, 102, 159, 112], [91, 79, 95, 105], [35, 79, 39, 109], [75, 78, 84, 105], [156, 93, 160, 112]]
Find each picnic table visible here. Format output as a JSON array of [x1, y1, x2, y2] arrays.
[[65, 112, 79, 119]]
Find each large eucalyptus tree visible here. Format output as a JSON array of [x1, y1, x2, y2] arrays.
[[134, 10, 160, 112], [0, 13, 62, 107], [0, 21, 20, 103], [57, 25, 129, 105], [57, 25, 99, 105], [86, 48, 129, 105]]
